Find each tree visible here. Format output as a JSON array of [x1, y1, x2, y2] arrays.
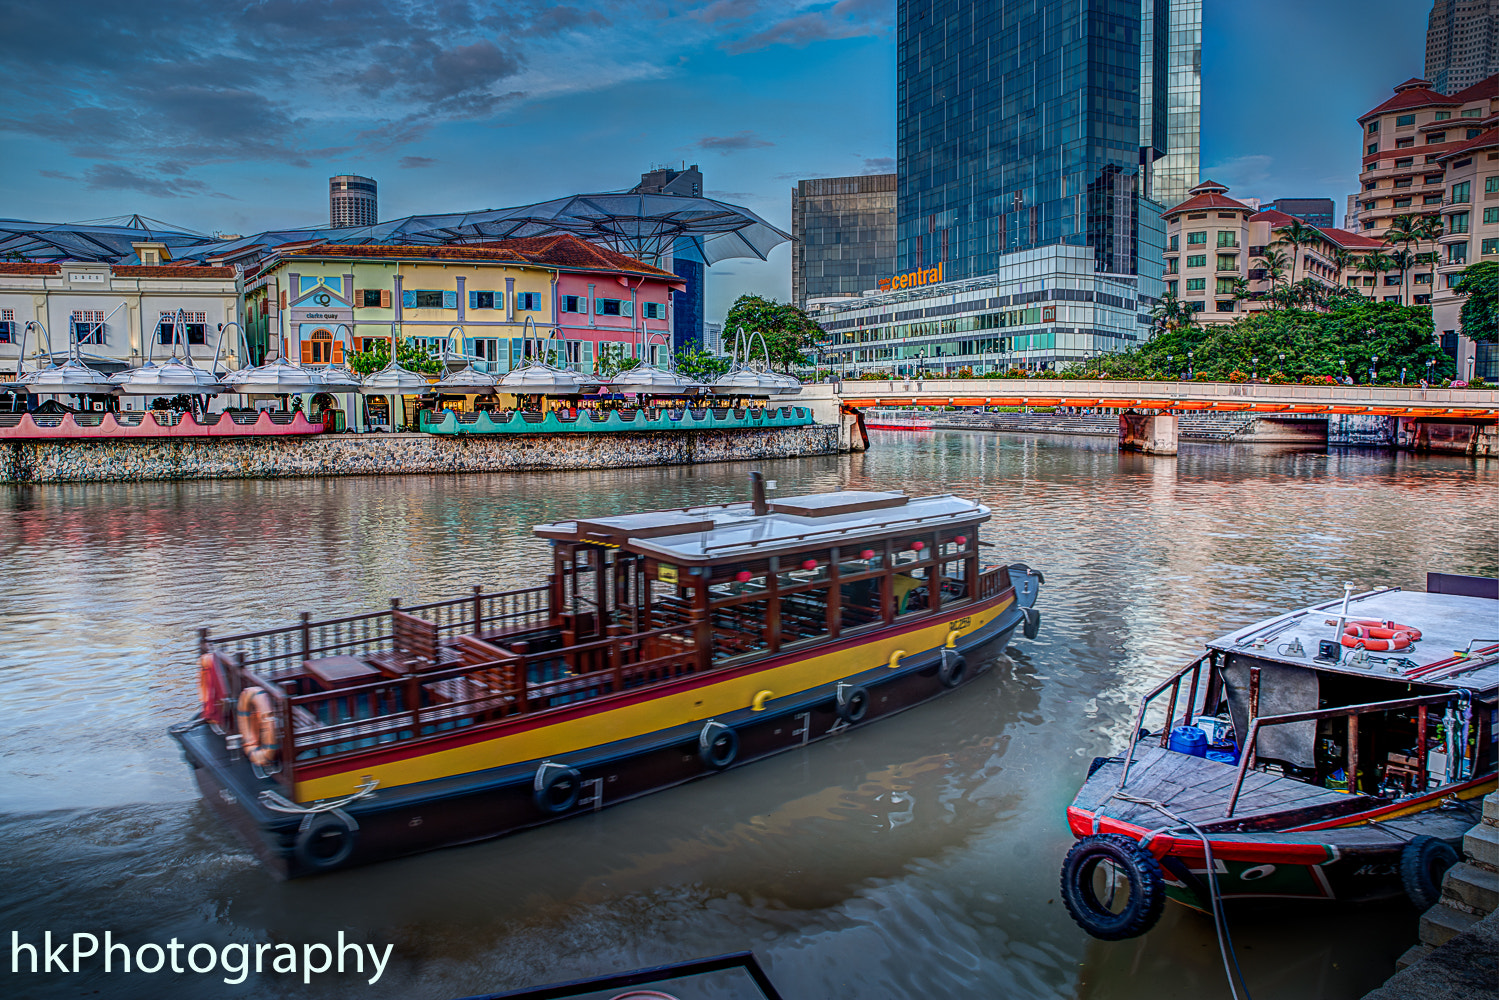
[[348, 338, 444, 376], [594, 353, 641, 379], [1457, 261, 1499, 343], [1361, 249, 1394, 299], [1416, 214, 1444, 298], [1389, 248, 1416, 306], [722, 295, 824, 372], [672, 347, 730, 381], [1228, 276, 1250, 309], [1255, 246, 1289, 305], [1274, 220, 1324, 288], [1151, 291, 1194, 334]]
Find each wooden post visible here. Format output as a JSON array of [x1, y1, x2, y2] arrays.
[[299, 612, 311, 665], [1416, 705, 1429, 791], [881, 539, 894, 625], [766, 557, 781, 654], [1248, 665, 1261, 724], [1160, 678, 1180, 748], [1347, 713, 1360, 794], [1182, 659, 1201, 731], [827, 546, 841, 640], [472, 584, 483, 635], [692, 573, 711, 673]]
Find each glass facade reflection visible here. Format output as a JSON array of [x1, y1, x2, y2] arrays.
[[791, 174, 897, 307], [1155, 0, 1201, 210]]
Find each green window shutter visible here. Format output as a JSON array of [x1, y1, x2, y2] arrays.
[[469, 291, 478, 309], [402, 290, 416, 309], [621, 300, 633, 317], [443, 290, 457, 309]]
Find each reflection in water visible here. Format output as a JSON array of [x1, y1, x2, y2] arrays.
[[0, 433, 1494, 999]]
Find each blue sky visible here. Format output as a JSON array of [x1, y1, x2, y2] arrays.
[[0, 1, 1432, 321]]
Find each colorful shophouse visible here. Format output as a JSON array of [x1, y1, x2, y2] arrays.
[[243, 234, 683, 377]]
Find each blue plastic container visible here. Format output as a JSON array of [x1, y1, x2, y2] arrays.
[[1206, 741, 1239, 765], [1167, 725, 1208, 758]]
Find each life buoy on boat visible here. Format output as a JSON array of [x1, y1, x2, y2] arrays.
[[533, 762, 582, 814], [1400, 835, 1460, 910], [1060, 834, 1166, 940], [836, 683, 870, 723], [1340, 619, 1421, 651], [699, 721, 738, 769], [938, 651, 968, 688], [235, 687, 281, 768], [293, 811, 358, 871], [198, 653, 229, 732]]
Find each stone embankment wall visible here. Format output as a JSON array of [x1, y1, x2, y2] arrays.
[[3, 426, 841, 484]]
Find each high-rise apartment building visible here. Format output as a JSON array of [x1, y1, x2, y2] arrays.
[[329, 175, 378, 228], [790, 174, 897, 307], [630, 164, 705, 350], [1426, 0, 1499, 95], [1262, 198, 1336, 228], [896, 1, 1199, 288]]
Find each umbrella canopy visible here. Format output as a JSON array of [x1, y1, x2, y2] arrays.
[[19, 358, 120, 395], [608, 364, 703, 396], [708, 368, 781, 398], [432, 364, 500, 392], [112, 358, 224, 396], [220, 356, 326, 395], [497, 362, 595, 396], [312, 362, 364, 393], [359, 363, 434, 395]]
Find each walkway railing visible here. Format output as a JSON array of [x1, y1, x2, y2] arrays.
[[420, 405, 814, 435], [0, 409, 328, 439]]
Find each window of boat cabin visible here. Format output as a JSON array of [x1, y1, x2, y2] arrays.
[[775, 548, 834, 648], [937, 528, 978, 606], [838, 542, 887, 632], [707, 560, 772, 660], [892, 534, 936, 616]]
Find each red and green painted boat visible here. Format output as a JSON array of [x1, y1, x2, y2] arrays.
[[172, 475, 1043, 877], [1060, 573, 1497, 940]]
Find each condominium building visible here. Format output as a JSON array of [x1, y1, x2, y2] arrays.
[[1433, 126, 1499, 378], [790, 173, 896, 308], [1162, 181, 1383, 323], [1426, 0, 1499, 95], [329, 175, 378, 228], [1354, 76, 1497, 240]]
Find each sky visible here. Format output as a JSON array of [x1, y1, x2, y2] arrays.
[[0, 1, 1434, 322]]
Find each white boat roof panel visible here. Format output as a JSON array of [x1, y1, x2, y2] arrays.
[[1209, 588, 1499, 693], [537, 492, 989, 562]]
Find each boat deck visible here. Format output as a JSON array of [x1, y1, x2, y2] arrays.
[[1078, 748, 1376, 832]]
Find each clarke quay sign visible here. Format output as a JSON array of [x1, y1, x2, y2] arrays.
[[877, 263, 944, 292]]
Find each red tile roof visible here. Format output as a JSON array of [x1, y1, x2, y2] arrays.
[[1437, 125, 1499, 161], [1317, 228, 1383, 250], [0, 262, 61, 275], [472, 234, 681, 280], [1448, 74, 1499, 104], [1361, 85, 1457, 119], [1249, 209, 1299, 226], [270, 233, 682, 282], [112, 265, 235, 277], [276, 243, 529, 264], [1163, 191, 1256, 216]]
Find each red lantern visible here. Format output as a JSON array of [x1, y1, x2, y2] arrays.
[[801, 559, 817, 571], [859, 549, 875, 560], [911, 540, 925, 551], [956, 535, 967, 545], [735, 570, 753, 583]]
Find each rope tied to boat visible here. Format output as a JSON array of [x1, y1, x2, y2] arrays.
[[258, 776, 378, 815]]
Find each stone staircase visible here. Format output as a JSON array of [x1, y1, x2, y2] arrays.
[[1400, 792, 1499, 968], [1177, 413, 1257, 442]]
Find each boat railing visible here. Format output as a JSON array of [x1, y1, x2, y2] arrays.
[[1225, 688, 1474, 817], [976, 565, 1007, 600], [1116, 650, 1220, 790]]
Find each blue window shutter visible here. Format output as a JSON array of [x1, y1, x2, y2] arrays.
[[469, 290, 478, 309], [443, 290, 457, 309], [402, 290, 416, 309], [621, 300, 633, 318], [594, 298, 603, 314], [463, 337, 473, 355]]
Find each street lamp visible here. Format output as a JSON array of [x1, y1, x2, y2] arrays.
[[1426, 358, 1435, 385], [1166, 353, 1174, 379], [1251, 355, 1258, 381], [1187, 350, 1194, 379], [1468, 355, 1476, 381], [1400, 366, 1407, 385], [1370, 354, 1379, 384]]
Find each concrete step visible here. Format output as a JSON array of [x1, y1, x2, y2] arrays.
[[1442, 862, 1499, 915], [1394, 943, 1433, 970], [1465, 822, 1499, 868], [1419, 903, 1480, 947], [1482, 793, 1499, 825]]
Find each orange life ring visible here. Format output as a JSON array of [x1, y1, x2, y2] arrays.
[[236, 687, 281, 768], [198, 653, 229, 731], [1341, 619, 1421, 651]]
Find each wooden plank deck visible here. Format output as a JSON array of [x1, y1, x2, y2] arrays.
[[1079, 747, 1367, 830]]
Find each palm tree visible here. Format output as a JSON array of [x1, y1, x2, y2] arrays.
[[1151, 292, 1191, 334], [1362, 249, 1394, 299], [1331, 246, 1359, 296], [1293, 277, 1328, 310], [1255, 246, 1289, 307], [1229, 276, 1250, 310], [1416, 214, 1444, 301], [1390, 248, 1417, 305], [1274, 219, 1324, 288]]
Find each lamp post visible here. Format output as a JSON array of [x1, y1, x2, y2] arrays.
[[1400, 366, 1407, 385], [1426, 358, 1435, 385], [1338, 358, 1346, 384], [1370, 354, 1379, 385], [1468, 354, 1476, 381], [1166, 353, 1174, 379], [1251, 355, 1258, 381], [1278, 352, 1285, 378], [1187, 350, 1194, 379]]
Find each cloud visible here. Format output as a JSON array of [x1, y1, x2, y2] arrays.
[[724, 0, 890, 54], [1201, 154, 1274, 194], [697, 130, 773, 152], [82, 164, 211, 198], [708, 190, 755, 200], [38, 169, 78, 181], [861, 156, 894, 173], [399, 156, 439, 169]]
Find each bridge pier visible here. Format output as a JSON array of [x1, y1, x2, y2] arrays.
[[1118, 411, 1178, 456]]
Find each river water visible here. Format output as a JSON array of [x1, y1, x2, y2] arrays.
[[1, 431, 1495, 1000]]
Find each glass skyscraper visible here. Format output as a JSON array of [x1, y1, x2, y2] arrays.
[[790, 174, 897, 307], [896, 1, 1198, 285]]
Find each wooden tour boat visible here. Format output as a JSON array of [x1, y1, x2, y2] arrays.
[[1059, 573, 1498, 940], [173, 476, 1043, 877]]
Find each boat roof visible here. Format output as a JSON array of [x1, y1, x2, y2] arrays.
[[1209, 587, 1499, 693], [534, 491, 990, 563]]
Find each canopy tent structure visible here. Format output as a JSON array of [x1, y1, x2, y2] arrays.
[[0, 193, 790, 269]]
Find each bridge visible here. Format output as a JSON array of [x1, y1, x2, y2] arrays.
[[798, 380, 1499, 456]]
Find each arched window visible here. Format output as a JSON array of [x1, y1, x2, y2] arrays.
[[302, 327, 343, 365]]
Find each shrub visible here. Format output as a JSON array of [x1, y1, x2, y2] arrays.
[[1228, 370, 1248, 383], [956, 366, 974, 378]]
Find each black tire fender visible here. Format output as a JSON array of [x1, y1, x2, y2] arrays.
[[938, 652, 968, 688], [1400, 835, 1460, 910], [1021, 606, 1041, 640], [836, 683, 870, 723], [1060, 833, 1166, 940], [699, 721, 737, 769], [533, 761, 581, 814], [293, 811, 358, 871]]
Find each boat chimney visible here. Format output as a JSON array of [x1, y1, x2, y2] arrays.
[[750, 471, 769, 516]]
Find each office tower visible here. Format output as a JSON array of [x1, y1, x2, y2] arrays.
[[896, 0, 1197, 283], [329, 175, 378, 228], [631, 165, 705, 349], [790, 173, 897, 307], [1426, 0, 1499, 95], [1261, 198, 1336, 228]]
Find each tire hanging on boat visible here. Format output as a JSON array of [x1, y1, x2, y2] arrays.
[[699, 721, 738, 769], [1399, 835, 1460, 910], [836, 683, 870, 723], [1060, 834, 1167, 940], [939, 652, 968, 688], [532, 762, 582, 814], [235, 687, 280, 768], [294, 812, 357, 871]]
